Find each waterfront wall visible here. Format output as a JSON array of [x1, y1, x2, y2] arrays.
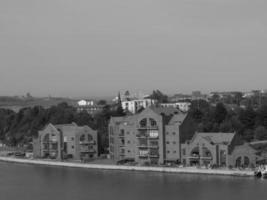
[[0, 157, 254, 177]]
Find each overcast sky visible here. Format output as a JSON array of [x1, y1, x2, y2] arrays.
[[0, 0, 267, 97]]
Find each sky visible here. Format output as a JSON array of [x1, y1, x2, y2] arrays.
[[0, 0, 267, 98]]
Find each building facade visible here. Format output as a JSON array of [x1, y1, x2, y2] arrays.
[[160, 102, 191, 112], [229, 141, 267, 168], [77, 100, 104, 115], [33, 123, 98, 161], [121, 99, 157, 114], [181, 132, 236, 167], [109, 107, 187, 165]]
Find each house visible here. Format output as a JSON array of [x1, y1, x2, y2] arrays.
[[109, 106, 187, 165], [181, 132, 236, 167], [229, 140, 267, 168], [160, 102, 191, 112], [121, 98, 157, 114], [33, 123, 98, 161], [77, 99, 104, 115]]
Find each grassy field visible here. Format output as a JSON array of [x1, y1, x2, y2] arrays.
[[0, 97, 77, 112]]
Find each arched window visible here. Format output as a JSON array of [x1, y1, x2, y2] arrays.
[[149, 118, 157, 127], [80, 134, 86, 142], [88, 134, 93, 141], [191, 147, 200, 157], [139, 118, 147, 128], [43, 134, 49, 142], [244, 156, 250, 167], [202, 147, 212, 159], [236, 157, 242, 167]]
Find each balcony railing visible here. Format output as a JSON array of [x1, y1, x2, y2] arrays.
[[80, 148, 96, 153], [148, 136, 159, 140], [149, 144, 159, 148], [137, 125, 159, 130], [79, 141, 96, 145], [139, 154, 149, 158], [136, 134, 148, 138], [138, 144, 148, 148], [149, 154, 159, 158]]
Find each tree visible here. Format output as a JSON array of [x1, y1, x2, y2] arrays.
[[97, 100, 107, 105], [149, 90, 168, 103], [256, 105, 267, 128], [254, 126, 267, 140], [214, 103, 227, 124], [239, 106, 256, 129], [242, 129, 254, 142]]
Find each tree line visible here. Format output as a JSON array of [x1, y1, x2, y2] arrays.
[[189, 100, 267, 142], [0, 102, 124, 154]]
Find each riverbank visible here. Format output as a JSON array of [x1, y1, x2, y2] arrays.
[[0, 156, 254, 177]]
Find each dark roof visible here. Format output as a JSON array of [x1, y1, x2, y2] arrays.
[[150, 106, 180, 116]]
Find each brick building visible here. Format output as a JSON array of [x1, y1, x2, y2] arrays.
[[109, 107, 187, 165], [33, 123, 98, 161]]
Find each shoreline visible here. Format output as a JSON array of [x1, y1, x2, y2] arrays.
[[0, 156, 254, 177]]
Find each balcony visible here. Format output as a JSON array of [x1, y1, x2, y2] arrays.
[[149, 144, 159, 149], [136, 134, 148, 138], [137, 125, 159, 130], [80, 147, 96, 153], [139, 154, 149, 158], [137, 144, 148, 149], [79, 141, 96, 145], [149, 154, 159, 158]]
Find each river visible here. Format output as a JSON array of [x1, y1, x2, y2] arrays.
[[0, 162, 266, 200]]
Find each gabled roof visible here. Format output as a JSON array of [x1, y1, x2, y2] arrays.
[[249, 140, 267, 151], [149, 106, 180, 116], [193, 132, 236, 145]]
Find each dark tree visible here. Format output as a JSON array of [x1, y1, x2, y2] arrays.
[[214, 103, 227, 124]]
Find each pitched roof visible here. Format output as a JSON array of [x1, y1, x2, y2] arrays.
[[249, 140, 267, 151], [196, 132, 236, 145], [149, 106, 180, 116]]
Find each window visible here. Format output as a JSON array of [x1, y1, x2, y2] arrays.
[[127, 132, 130, 135], [149, 118, 157, 127], [173, 132, 176, 135], [173, 151, 176, 153], [72, 146, 74, 149], [127, 141, 130, 144], [166, 132, 169, 135], [140, 118, 147, 127], [80, 135, 85, 142], [167, 150, 170, 154], [173, 141, 176, 144], [71, 137, 74, 141], [166, 141, 170, 144], [88, 134, 93, 141], [128, 150, 131, 153]]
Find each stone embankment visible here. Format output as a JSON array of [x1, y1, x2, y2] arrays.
[[0, 157, 254, 177]]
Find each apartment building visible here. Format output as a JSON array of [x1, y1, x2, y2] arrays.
[[109, 107, 187, 165], [121, 98, 157, 114], [160, 102, 191, 112], [33, 123, 98, 161], [77, 99, 104, 115]]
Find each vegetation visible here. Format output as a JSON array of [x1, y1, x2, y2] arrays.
[[0, 102, 124, 154], [149, 90, 168, 103], [188, 100, 267, 143]]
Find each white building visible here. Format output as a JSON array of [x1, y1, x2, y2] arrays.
[[77, 100, 95, 106], [160, 102, 191, 112], [122, 99, 156, 114]]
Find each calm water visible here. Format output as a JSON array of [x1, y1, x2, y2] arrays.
[[0, 162, 266, 200]]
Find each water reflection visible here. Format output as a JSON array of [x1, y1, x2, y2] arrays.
[[0, 162, 266, 200]]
